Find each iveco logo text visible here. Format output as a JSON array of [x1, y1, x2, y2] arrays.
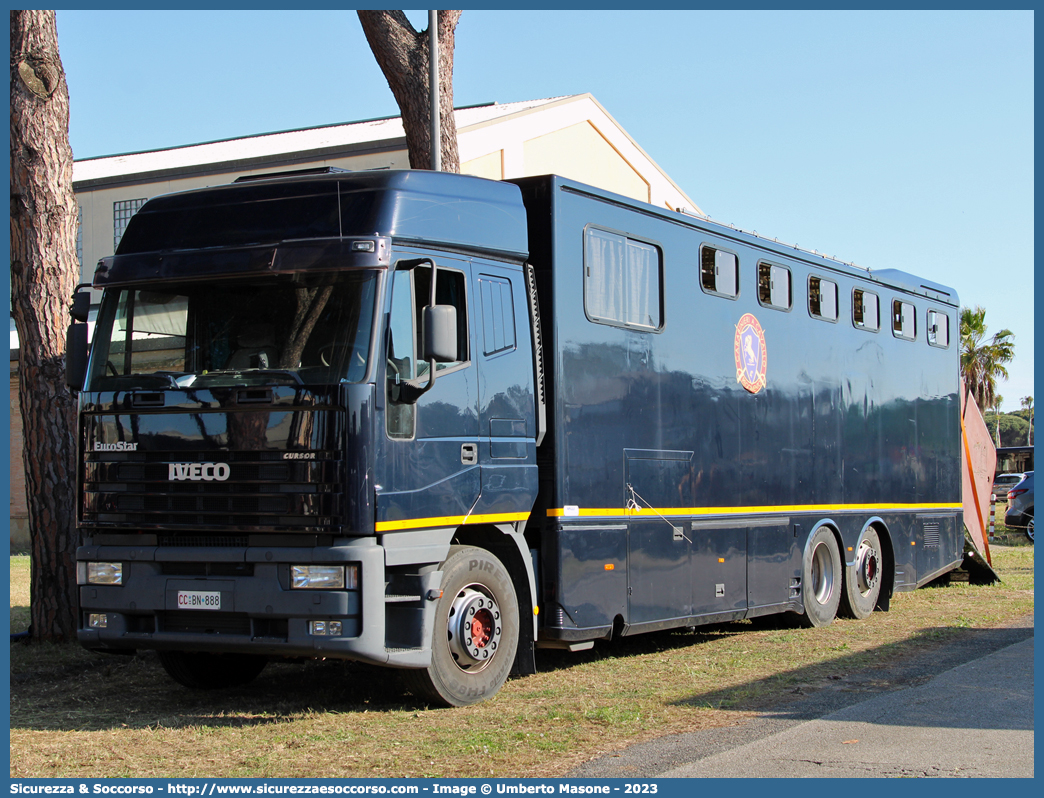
[[93, 441, 138, 452], [168, 463, 231, 482]]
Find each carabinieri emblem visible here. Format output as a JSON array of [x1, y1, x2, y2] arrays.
[[734, 313, 767, 394]]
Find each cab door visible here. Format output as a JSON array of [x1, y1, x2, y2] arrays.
[[375, 255, 481, 530], [472, 263, 539, 522]]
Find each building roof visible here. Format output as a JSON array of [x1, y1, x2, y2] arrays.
[[72, 97, 568, 185]]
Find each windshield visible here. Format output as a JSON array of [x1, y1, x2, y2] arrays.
[[87, 271, 378, 391]]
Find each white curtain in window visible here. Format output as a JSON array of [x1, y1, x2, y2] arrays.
[[116, 291, 189, 337], [822, 281, 837, 321], [586, 229, 659, 329]]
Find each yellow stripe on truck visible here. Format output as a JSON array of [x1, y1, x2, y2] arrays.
[[547, 502, 962, 518], [375, 511, 531, 533]]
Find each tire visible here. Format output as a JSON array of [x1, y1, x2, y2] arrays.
[[840, 527, 883, 619], [1026, 513, 1034, 544], [800, 526, 842, 627], [157, 650, 268, 690], [402, 545, 519, 707]]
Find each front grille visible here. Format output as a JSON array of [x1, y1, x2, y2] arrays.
[[83, 449, 341, 532], [158, 562, 255, 577], [156, 612, 288, 640], [253, 618, 289, 640], [159, 612, 251, 636], [125, 615, 156, 634]]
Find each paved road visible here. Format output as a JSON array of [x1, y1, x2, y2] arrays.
[[571, 614, 1034, 778]]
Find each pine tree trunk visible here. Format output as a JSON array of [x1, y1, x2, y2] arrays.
[[358, 10, 462, 172], [10, 10, 81, 641]]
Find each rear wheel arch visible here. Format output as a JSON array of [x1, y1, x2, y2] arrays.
[[874, 520, 896, 609]]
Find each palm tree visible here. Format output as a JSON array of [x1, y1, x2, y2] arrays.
[[1022, 396, 1034, 445], [960, 306, 1016, 413], [993, 394, 1004, 446]]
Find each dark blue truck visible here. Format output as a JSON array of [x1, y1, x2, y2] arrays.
[[69, 169, 963, 706]]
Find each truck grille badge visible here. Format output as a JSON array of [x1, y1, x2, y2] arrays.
[[168, 463, 231, 482]]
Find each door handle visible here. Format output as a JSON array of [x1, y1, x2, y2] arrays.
[[461, 443, 478, 465]]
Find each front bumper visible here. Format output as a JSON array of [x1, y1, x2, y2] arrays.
[[77, 536, 441, 669]]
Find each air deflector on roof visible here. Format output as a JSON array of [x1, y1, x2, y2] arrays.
[[234, 166, 349, 183]]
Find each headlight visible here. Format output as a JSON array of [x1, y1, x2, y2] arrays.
[[291, 564, 357, 589], [82, 562, 123, 585]]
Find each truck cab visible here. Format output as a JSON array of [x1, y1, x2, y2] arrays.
[[72, 170, 542, 706]]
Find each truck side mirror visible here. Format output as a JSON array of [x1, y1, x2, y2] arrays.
[[66, 322, 89, 391], [423, 305, 457, 363]]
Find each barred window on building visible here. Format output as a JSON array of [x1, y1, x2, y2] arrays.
[[76, 206, 83, 269], [113, 198, 147, 251]]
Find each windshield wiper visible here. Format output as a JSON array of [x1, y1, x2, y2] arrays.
[[151, 371, 194, 388], [192, 369, 304, 386], [246, 369, 303, 385]]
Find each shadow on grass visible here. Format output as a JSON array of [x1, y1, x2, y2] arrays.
[[9, 621, 749, 732], [532, 622, 742, 674], [11, 603, 30, 630], [11, 651, 436, 731], [10, 611, 1032, 733], [669, 623, 1034, 727]]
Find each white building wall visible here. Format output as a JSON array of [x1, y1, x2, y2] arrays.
[[71, 95, 702, 287]]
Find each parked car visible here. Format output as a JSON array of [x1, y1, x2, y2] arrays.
[[1004, 471, 1034, 542], [993, 472, 1024, 499]]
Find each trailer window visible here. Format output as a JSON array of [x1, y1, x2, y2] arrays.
[[852, 288, 879, 331], [808, 276, 838, 321], [927, 309, 949, 348], [892, 300, 916, 340], [700, 246, 738, 298], [757, 262, 791, 310], [584, 227, 662, 331]]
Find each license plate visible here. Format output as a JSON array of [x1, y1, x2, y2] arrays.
[[177, 590, 221, 611]]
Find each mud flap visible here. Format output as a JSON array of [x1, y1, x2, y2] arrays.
[[960, 533, 1002, 585]]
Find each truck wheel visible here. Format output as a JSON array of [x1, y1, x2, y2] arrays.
[[403, 546, 519, 707], [801, 526, 841, 627], [157, 650, 267, 690], [841, 527, 883, 619]]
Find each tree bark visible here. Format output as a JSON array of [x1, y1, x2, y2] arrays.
[[357, 10, 462, 172], [10, 10, 81, 641]]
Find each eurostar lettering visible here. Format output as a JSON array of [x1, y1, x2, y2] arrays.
[[94, 441, 138, 452], [168, 462, 231, 482]]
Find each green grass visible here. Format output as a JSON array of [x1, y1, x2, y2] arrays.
[[9, 545, 1033, 779], [10, 554, 30, 633]]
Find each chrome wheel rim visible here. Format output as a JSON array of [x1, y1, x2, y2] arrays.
[[810, 540, 835, 604], [447, 585, 502, 673], [855, 538, 881, 595]]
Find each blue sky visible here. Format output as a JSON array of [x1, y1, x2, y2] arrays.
[[55, 9, 1034, 412]]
